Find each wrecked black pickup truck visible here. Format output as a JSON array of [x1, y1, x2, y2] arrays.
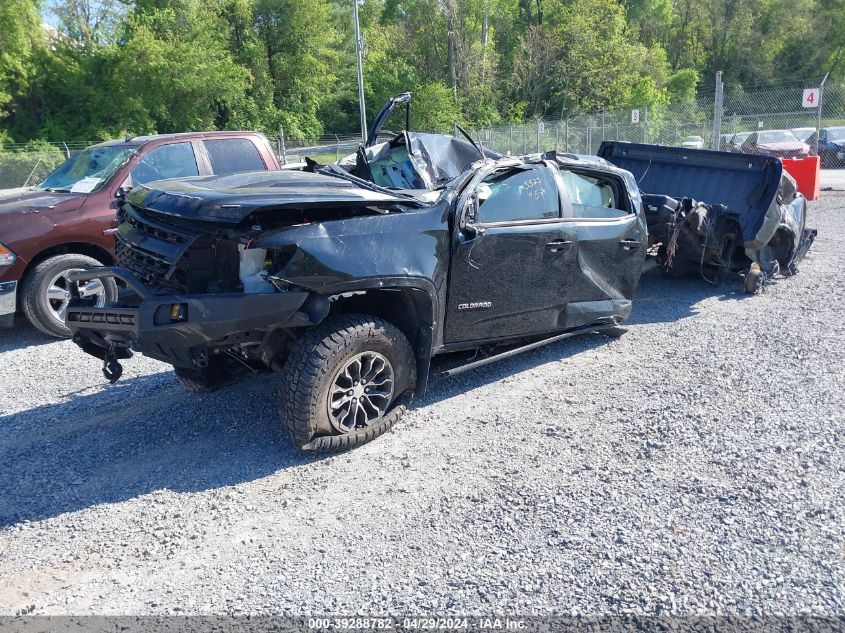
[[598, 141, 816, 292], [66, 94, 649, 451], [65, 95, 816, 452]]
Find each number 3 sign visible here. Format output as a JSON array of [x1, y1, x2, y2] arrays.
[[803, 88, 820, 108]]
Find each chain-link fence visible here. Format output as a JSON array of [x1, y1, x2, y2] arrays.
[[3, 81, 845, 190], [274, 133, 362, 164], [0, 142, 95, 190], [468, 82, 845, 161]]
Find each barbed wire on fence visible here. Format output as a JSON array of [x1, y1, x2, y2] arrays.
[[2, 83, 844, 190]]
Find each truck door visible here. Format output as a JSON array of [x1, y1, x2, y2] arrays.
[[557, 167, 647, 329], [128, 141, 202, 186], [444, 164, 578, 344]]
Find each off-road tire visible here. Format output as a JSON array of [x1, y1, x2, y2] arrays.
[[174, 356, 242, 393], [279, 314, 416, 452], [21, 254, 117, 338]]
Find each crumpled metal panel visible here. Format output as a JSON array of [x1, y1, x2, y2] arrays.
[[348, 132, 500, 191], [248, 200, 451, 301], [405, 132, 500, 187]]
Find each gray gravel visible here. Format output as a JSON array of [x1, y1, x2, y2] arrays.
[[820, 168, 845, 191], [1, 193, 844, 618]]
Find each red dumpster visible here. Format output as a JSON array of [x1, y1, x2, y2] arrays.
[[782, 156, 820, 201]]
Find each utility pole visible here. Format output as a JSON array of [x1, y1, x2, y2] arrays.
[[711, 71, 724, 150], [353, 0, 367, 143], [815, 73, 829, 157], [278, 124, 286, 165]]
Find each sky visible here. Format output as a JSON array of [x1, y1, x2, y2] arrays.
[[41, 0, 60, 27]]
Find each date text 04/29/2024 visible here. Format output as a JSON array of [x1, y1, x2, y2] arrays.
[[307, 617, 528, 630]]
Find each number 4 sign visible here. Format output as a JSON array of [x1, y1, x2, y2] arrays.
[[803, 88, 820, 108]]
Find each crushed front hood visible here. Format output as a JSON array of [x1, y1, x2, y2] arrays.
[[126, 169, 419, 223]]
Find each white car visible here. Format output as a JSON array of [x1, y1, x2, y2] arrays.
[[792, 127, 816, 142], [681, 135, 705, 150]]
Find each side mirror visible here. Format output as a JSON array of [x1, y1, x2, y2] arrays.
[[460, 192, 479, 230]]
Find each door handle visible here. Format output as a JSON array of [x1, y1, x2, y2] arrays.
[[546, 240, 573, 253], [619, 239, 642, 250]]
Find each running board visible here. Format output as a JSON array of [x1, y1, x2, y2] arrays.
[[438, 323, 625, 379]]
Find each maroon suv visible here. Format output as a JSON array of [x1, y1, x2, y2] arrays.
[[740, 129, 811, 159], [0, 131, 280, 337]]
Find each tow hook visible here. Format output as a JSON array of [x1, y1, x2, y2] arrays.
[[103, 344, 124, 384]]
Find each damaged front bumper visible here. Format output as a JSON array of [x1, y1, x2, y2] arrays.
[[66, 267, 320, 380]]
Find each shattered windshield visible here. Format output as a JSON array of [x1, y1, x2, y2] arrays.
[[827, 127, 845, 141], [758, 130, 799, 144], [36, 146, 137, 193]]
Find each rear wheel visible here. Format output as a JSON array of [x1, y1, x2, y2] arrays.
[[21, 254, 117, 338], [279, 314, 416, 452]]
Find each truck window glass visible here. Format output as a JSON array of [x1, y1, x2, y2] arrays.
[[559, 171, 627, 219], [475, 166, 559, 224], [131, 142, 199, 186], [36, 146, 136, 194], [204, 138, 266, 176]]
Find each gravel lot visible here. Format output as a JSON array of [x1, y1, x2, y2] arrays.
[[1, 191, 844, 618]]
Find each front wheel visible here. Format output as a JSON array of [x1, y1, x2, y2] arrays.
[[279, 314, 416, 452], [21, 254, 118, 338]]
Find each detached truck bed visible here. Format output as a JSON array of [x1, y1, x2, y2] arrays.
[[598, 141, 816, 292]]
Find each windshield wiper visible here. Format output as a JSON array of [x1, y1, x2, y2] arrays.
[[42, 187, 72, 193]]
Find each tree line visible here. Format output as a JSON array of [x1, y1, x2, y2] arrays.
[[1, 0, 843, 144]]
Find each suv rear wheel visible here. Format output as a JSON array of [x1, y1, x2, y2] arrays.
[[21, 254, 118, 338], [279, 314, 416, 452]]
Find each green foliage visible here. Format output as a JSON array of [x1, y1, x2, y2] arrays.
[[666, 69, 700, 102], [113, 0, 251, 134], [0, 0, 841, 142], [51, 0, 130, 48], [0, 0, 41, 115], [412, 82, 463, 132]]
